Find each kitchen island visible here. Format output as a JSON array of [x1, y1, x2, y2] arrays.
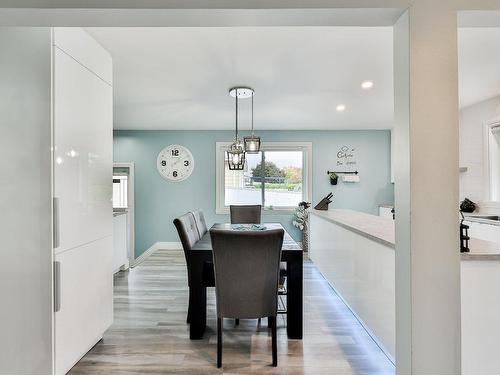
[[309, 209, 500, 374]]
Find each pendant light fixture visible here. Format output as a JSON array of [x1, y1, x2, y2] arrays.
[[226, 87, 248, 170], [244, 90, 261, 153]]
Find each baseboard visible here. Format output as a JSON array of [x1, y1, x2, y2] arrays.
[[131, 241, 182, 268], [156, 241, 182, 250]]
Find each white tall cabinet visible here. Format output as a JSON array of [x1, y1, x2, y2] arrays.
[[52, 28, 113, 375]]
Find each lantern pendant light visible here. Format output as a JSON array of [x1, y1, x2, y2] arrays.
[[244, 92, 261, 153], [226, 88, 246, 170]]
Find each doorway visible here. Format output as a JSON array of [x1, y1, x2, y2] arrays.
[[113, 162, 136, 268]]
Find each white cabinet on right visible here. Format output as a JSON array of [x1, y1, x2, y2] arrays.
[[379, 205, 394, 219]]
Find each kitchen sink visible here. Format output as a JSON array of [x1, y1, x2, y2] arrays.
[[469, 215, 500, 221]]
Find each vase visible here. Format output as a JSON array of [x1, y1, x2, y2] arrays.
[[302, 215, 309, 252]]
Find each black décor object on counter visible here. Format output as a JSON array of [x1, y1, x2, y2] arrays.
[[460, 198, 477, 213], [314, 193, 333, 211], [460, 211, 470, 253]]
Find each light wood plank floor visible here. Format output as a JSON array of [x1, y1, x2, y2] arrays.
[[70, 250, 395, 375]]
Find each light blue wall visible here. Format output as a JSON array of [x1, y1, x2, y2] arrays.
[[114, 130, 394, 257]]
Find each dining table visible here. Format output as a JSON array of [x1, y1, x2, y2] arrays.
[[189, 222, 303, 340]]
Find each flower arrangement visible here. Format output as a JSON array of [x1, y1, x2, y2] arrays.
[[292, 201, 311, 231], [293, 201, 311, 251]]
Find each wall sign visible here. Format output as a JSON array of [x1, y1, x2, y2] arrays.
[[336, 145, 357, 167]]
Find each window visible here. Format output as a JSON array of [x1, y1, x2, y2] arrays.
[[216, 142, 312, 213], [487, 121, 500, 201]]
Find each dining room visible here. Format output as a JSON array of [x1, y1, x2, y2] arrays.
[[64, 25, 396, 374], [5, 3, 500, 375]]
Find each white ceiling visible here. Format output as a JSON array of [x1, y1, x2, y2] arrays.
[[87, 27, 394, 130], [459, 27, 500, 108], [87, 26, 500, 130]]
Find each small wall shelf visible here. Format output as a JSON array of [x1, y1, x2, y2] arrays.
[[327, 170, 359, 175]]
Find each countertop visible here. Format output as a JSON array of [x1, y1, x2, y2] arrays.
[[462, 238, 500, 261], [311, 209, 500, 260], [311, 209, 395, 248], [463, 214, 500, 226], [379, 204, 394, 209]]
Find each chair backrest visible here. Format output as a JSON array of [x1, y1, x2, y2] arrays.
[[210, 228, 284, 319], [190, 209, 208, 238], [229, 204, 262, 224], [173, 213, 201, 273]]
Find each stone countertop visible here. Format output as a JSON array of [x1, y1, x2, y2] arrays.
[[462, 238, 500, 261], [462, 214, 500, 226], [311, 209, 500, 261], [379, 204, 394, 209], [311, 209, 395, 248]]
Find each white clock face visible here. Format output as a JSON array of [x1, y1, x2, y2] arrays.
[[157, 145, 194, 182]]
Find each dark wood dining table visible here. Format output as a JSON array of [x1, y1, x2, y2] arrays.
[[189, 223, 303, 340]]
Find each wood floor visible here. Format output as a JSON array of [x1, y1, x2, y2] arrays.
[[70, 250, 395, 375]]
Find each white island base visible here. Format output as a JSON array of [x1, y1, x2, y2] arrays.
[[310, 209, 500, 374], [310, 210, 395, 361]]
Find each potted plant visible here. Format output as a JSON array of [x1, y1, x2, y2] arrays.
[[329, 172, 338, 185], [292, 201, 311, 252]]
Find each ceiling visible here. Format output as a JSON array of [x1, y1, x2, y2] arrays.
[[459, 27, 500, 108], [87, 26, 500, 130], [87, 27, 394, 130]]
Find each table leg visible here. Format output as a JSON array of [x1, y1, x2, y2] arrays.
[[286, 253, 303, 339], [189, 256, 207, 340]]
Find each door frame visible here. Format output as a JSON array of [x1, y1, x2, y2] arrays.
[[114, 162, 136, 266]]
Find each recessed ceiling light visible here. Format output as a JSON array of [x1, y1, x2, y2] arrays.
[[361, 80, 374, 90], [336, 104, 346, 112]]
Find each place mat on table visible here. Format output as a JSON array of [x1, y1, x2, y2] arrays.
[[230, 224, 267, 231]]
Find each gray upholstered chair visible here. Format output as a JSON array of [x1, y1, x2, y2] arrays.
[[173, 212, 215, 324], [230, 204, 287, 300], [229, 204, 262, 224], [190, 209, 208, 238], [210, 228, 284, 368]]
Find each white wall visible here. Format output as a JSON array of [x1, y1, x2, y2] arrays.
[[394, 4, 462, 374], [459, 95, 500, 203], [0, 28, 53, 375]]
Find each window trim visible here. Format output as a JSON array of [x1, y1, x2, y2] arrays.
[[483, 117, 500, 204], [215, 141, 312, 214]]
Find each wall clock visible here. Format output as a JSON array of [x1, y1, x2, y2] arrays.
[[157, 144, 194, 182]]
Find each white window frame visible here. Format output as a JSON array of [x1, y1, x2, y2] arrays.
[[216, 141, 312, 214], [483, 117, 500, 209]]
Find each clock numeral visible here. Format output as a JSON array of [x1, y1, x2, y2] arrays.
[[184, 160, 189, 166], [161, 160, 166, 167], [173, 171, 178, 178], [171, 149, 179, 157]]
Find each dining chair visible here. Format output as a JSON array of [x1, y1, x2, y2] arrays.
[[230, 204, 287, 309], [229, 204, 262, 224], [190, 209, 208, 238], [173, 212, 215, 324], [210, 227, 284, 368]]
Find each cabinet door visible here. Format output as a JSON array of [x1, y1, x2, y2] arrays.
[[53, 47, 113, 253], [54, 237, 113, 375]]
